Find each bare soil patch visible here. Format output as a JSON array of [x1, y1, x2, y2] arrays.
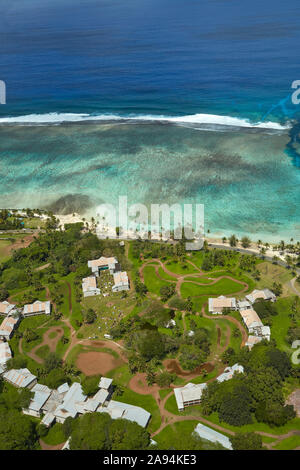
[[76, 351, 124, 376]]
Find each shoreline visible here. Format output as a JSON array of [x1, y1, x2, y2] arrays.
[[54, 213, 299, 263]]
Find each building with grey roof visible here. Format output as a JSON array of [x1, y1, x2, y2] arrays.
[[0, 301, 17, 317], [3, 368, 37, 389], [99, 377, 113, 390], [54, 382, 86, 423], [0, 340, 12, 366], [245, 289, 276, 304], [194, 423, 232, 450], [99, 400, 151, 428], [23, 383, 52, 418]]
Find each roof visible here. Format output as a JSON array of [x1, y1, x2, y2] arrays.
[[0, 316, 18, 337], [101, 400, 151, 428], [174, 383, 207, 410], [0, 301, 16, 315], [41, 412, 56, 427], [3, 368, 36, 388], [54, 382, 86, 419], [246, 335, 262, 348], [0, 341, 12, 364], [209, 296, 236, 312], [246, 289, 276, 304], [27, 383, 52, 412], [194, 423, 232, 450], [23, 300, 51, 315], [113, 271, 129, 286], [57, 383, 70, 394], [239, 309, 263, 329], [99, 377, 113, 390], [88, 257, 117, 268], [217, 363, 244, 383], [237, 300, 251, 309]]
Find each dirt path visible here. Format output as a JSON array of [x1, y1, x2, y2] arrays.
[[289, 277, 300, 297], [27, 326, 64, 364], [202, 305, 248, 347]]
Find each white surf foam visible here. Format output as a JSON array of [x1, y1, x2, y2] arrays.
[[0, 111, 291, 130]]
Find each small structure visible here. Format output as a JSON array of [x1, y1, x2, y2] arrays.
[[166, 319, 176, 328], [208, 296, 236, 314], [88, 257, 118, 276], [194, 423, 232, 450], [0, 316, 19, 340], [112, 271, 129, 292], [174, 383, 207, 412], [0, 340, 12, 366], [217, 364, 244, 383], [245, 289, 276, 304], [99, 377, 113, 390], [98, 400, 151, 428], [0, 301, 17, 317], [82, 276, 101, 297], [23, 300, 51, 317], [3, 368, 37, 389]]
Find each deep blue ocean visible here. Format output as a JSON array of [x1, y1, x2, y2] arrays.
[[0, 0, 299, 241]]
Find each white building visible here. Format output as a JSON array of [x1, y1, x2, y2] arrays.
[[239, 308, 263, 332], [0, 341, 12, 366], [245, 289, 276, 304], [88, 257, 119, 276], [208, 296, 236, 314], [112, 271, 129, 292], [245, 335, 263, 350], [23, 383, 52, 418], [194, 423, 233, 450], [3, 368, 37, 389], [216, 363, 244, 383], [0, 316, 19, 340], [98, 400, 151, 428], [23, 300, 51, 317], [54, 382, 87, 423], [82, 276, 101, 297], [0, 301, 17, 317], [174, 383, 207, 411]]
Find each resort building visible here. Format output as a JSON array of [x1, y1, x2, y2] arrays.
[[216, 363, 244, 383], [239, 308, 263, 332], [0, 340, 12, 366], [250, 324, 271, 341], [3, 368, 37, 389], [82, 276, 101, 297], [0, 316, 20, 341], [194, 423, 233, 450], [208, 296, 236, 314], [88, 257, 119, 276], [245, 289, 276, 304], [0, 301, 17, 317], [23, 300, 51, 317], [98, 400, 151, 428], [174, 383, 207, 412], [112, 271, 129, 292]]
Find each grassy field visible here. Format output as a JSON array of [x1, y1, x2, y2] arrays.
[[143, 265, 171, 295], [180, 278, 243, 298], [273, 434, 300, 450], [256, 262, 294, 296]]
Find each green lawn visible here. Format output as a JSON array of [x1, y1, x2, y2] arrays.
[[271, 296, 299, 353], [181, 278, 243, 298], [273, 434, 300, 450], [143, 265, 170, 296], [165, 260, 198, 275], [42, 423, 66, 445]]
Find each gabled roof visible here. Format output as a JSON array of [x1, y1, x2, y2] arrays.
[[99, 377, 113, 390], [23, 300, 51, 315], [0, 341, 12, 364], [194, 423, 232, 450], [54, 382, 86, 419], [239, 309, 263, 329], [3, 368, 36, 388], [0, 301, 16, 315]]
